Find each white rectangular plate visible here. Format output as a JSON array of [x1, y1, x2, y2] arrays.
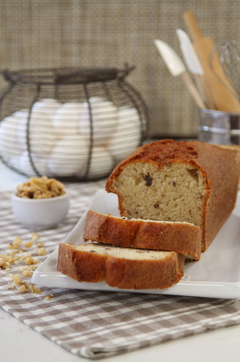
[[32, 189, 240, 299]]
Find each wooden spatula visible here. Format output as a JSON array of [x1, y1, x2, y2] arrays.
[[183, 10, 240, 112]]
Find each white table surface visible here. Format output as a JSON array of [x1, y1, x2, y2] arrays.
[[1, 161, 240, 362]]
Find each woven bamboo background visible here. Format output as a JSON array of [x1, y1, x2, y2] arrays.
[[0, 0, 240, 138]]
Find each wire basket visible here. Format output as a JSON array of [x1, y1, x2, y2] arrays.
[[0, 65, 148, 181]]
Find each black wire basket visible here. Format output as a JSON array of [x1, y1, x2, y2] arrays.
[[0, 65, 148, 181]]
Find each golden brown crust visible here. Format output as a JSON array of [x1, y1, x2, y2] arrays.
[[204, 163, 240, 250], [106, 140, 239, 191], [57, 243, 106, 283], [57, 243, 184, 290], [83, 210, 202, 260], [105, 139, 240, 252]]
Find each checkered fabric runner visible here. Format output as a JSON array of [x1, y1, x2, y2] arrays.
[[1, 182, 240, 359]]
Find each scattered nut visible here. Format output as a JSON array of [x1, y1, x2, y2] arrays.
[[13, 274, 22, 285], [13, 236, 22, 248], [0, 260, 8, 269], [44, 293, 54, 300], [32, 233, 40, 241], [29, 284, 41, 294], [25, 256, 39, 265], [24, 241, 34, 248], [37, 243, 44, 248], [22, 269, 33, 278], [19, 254, 32, 261], [36, 247, 47, 256], [2, 234, 47, 295], [18, 284, 27, 293], [0, 255, 16, 268]]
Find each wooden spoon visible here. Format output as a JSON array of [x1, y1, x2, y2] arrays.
[[183, 10, 240, 112]]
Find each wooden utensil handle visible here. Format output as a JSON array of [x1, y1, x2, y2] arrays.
[[183, 11, 203, 41], [195, 75, 216, 109], [181, 71, 205, 109]]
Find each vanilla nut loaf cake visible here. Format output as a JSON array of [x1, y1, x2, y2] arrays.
[[105, 139, 240, 252], [83, 210, 202, 260], [57, 243, 184, 290]]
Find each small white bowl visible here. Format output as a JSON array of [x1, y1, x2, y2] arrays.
[[11, 191, 70, 230]]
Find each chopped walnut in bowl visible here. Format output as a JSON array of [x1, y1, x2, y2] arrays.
[[12, 176, 70, 230], [16, 176, 65, 199]]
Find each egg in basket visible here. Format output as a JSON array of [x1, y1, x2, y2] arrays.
[[0, 66, 148, 181]]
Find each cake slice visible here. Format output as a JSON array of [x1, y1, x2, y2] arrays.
[[106, 139, 240, 252], [57, 243, 184, 290], [83, 210, 202, 260]]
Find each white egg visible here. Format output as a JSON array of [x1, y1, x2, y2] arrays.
[[78, 146, 114, 178], [17, 111, 56, 155], [52, 102, 83, 138], [32, 98, 61, 119], [47, 134, 90, 176], [0, 116, 23, 160], [79, 96, 118, 145], [10, 151, 49, 176], [12, 109, 29, 118], [107, 107, 141, 163]]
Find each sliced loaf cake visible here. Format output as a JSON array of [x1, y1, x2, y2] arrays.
[[57, 243, 184, 290], [83, 210, 202, 260]]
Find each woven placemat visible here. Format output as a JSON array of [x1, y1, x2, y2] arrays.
[[1, 182, 240, 359]]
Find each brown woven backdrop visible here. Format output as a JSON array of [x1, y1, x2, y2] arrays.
[[0, 0, 240, 138]]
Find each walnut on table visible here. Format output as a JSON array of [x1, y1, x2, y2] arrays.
[[2, 235, 45, 295]]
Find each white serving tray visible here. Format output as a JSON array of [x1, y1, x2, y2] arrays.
[[32, 189, 240, 299]]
